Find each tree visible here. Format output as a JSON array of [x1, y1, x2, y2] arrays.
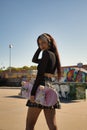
[[22, 66, 29, 70], [29, 66, 37, 70]]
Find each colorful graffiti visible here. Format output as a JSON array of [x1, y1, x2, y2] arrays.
[[63, 68, 87, 82]]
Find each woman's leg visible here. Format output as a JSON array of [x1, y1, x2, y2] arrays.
[[26, 107, 42, 130], [44, 109, 58, 130]]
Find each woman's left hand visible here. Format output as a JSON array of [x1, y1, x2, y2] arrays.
[[30, 96, 35, 102]]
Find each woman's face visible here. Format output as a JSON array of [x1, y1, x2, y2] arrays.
[[38, 39, 49, 50]]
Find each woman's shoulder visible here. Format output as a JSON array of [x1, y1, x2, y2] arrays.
[[43, 50, 55, 57], [43, 50, 53, 54], [47, 50, 55, 56], [42, 50, 49, 55]]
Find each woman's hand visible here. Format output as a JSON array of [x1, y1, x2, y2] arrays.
[[39, 85, 45, 90], [30, 96, 35, 102]]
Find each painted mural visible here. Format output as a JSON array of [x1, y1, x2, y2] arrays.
[[63, 68, 87, 82], [58, 68, 87, 100]]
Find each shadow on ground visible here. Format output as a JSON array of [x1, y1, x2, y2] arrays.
[[4, 95, 83, 104], [4, 95, 25, 99], [60, 99, 82, 104]]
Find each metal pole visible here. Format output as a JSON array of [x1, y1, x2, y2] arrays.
[[9, 46, 11, 72], [9, 44, 13, 73]]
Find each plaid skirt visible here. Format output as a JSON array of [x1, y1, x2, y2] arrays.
[[26, 77, 61, 109], [26, 100, 61, 109]]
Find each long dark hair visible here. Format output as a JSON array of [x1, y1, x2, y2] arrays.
[[37, 33, 61, 80]]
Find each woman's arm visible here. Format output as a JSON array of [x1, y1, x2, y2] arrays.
[[31, 50, 49, 96], [32, 48, 41, 63]]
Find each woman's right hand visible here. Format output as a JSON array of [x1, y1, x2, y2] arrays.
[[38, 47, 41, 51], [39, 85, 45, 90]]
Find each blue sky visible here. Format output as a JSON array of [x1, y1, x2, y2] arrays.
[[0, 0, 87, 69]]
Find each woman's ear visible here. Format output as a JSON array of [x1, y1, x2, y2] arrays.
[[49, 40, 53, 48], [48, 41, 51, 47]]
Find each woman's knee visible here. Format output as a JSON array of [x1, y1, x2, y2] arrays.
[[48, 123, 57, 130], [26, 112, 36, 130], [26, 116, 35, 130], [26, 108, 41, 130], [44, 109, 58, 130]]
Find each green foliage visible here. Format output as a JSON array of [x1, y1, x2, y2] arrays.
[[0, 69, 3, 72], [69, 83, 87, 100], [4, 65, 37, 72], [29, 66, 37, 70], [69, 84, 77, 100], [22, 66, 29, 70]]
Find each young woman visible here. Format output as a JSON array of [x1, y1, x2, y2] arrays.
[[26, 33, 61, 130]]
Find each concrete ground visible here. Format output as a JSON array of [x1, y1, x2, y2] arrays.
[[0, 88, 87, 130]]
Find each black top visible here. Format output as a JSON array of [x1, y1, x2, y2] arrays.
[[31, 48, 57, 96]]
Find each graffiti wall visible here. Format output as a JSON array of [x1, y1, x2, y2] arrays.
[[63, 68, 87, 82], [58, 68, 87, 100]]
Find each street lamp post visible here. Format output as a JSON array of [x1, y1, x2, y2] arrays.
[[9, 44, 13, 72]]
